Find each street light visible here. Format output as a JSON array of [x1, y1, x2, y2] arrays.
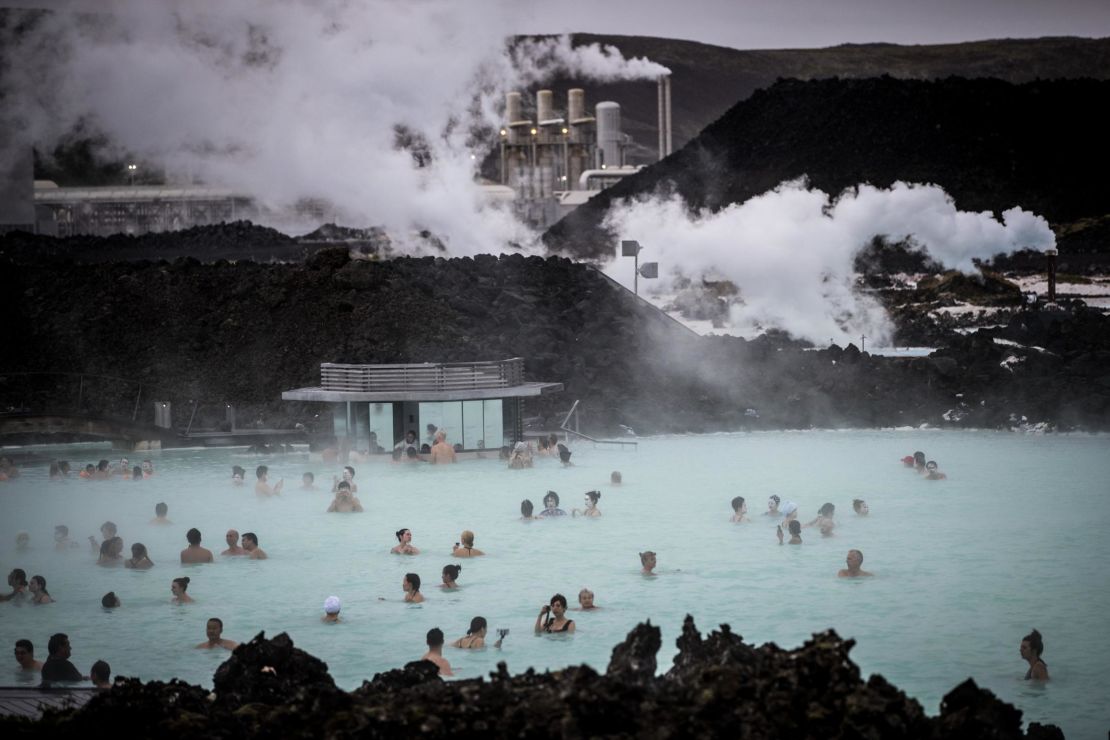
[[127, 163, 137, 186], [620, 240, 659, 296]]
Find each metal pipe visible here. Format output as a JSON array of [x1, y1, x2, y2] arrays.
[[185, 399, 198, 435], [657, 76, 665, 161], [664, 75, 673, 156], [132, 385, 142, 421]]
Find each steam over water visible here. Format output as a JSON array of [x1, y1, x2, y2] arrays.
[[2, 431, 1108, 737]]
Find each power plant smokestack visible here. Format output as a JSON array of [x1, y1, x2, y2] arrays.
[[596, 101, 621, 169], [506, 91, 523, 123], [567, 88, 586, 122], [657, 74, 672, 160], [536, 89, 554, 123]]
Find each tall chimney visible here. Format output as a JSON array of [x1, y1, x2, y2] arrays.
[[664, 74, 673, 156], [657, 76, 666, 161], [1046, 248, 1058, 303]]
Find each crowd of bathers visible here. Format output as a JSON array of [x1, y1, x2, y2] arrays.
[[5, 439, 1052, 687]]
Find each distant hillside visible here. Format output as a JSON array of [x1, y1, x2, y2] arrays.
[[550, 34, 1110, 162], [543, 76, 1110, 259]]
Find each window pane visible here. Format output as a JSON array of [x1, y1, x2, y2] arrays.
[[368, 403, 393, 452], [462, 400, 483, 449], [419, 402, 444, 447], [484, 399, 504, 450], [441, 402, 463, 447]]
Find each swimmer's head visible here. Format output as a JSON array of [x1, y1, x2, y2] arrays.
[[610, 471, 622, 484], [731, 496, 746, 513], [543, 491, 560, 508], [396, 528, 411, 543], [256, 465, 268, 480], [521, 499, 534, 517], [155, 502, 168, 517], [426, 627, 444, 648], [846, 549, 863, 569], [780, 501, 798, 518], [549, 593, 567, 611], [460, 530, 475, 547], [767, 495, 780, 511], [186, 528, 202, 546], [639, 551, 657, 568], [585, 490, 601, 506], [926, 460, 938, 471], [242, 532, 258, 549], [1021, 629, 1044, 659], [172, 577, 190, 595], [434, 430, 446, 443], [913, 451, 926, 464], [343, 466, 355, 479], [101, 521, 118, 538], [557, 444, 572, 463], [788, 520, 801, 536], [405, 430, 417, 443], [101, 592, 120, 608], [818, 502, 835, 517], [323, 596, 341, 615], [206, 617, 224, 639], [852, 498, 867, 513], [337, 480, 351, 494], [8, 568, 27, 587], [578, 588, 595, 608], [404, 573, 421, 593], [442, 564, 461, 582], [131, 543, 147, 559], [406, 447, 419, 459], [467, 616, 487, 635], [132, 466, 143, 479]]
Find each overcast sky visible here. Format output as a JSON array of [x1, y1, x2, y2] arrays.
[[516, 0, 1110, 49]]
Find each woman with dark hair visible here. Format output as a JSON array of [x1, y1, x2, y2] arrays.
[[97, 537, 124, 567], [852, 499, 869, 516], [1021, 629, 1049, 680], [171, 577, 194, 604], [125, 543, 154, 569], [440, 564, 462, 589], [573, 490, 602, 518], [520, 499, 535, 520], [451, 616, 487, 648], [764, 495, 781, 517], [534, 594, 575, 634], [231, 465, 246, 486], [402, 573, 424, 603], [730, 496, 749, 523], [538, 491, 566, 517], [29, 575, 54, 604], [777, 520, 803, 545], [391, 528, 420, 555], [557, 444, 573, 466]]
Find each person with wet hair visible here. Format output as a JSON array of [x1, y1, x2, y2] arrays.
[[255, 465, 283, 496], [557, 443, 573, 466], [452, 530, 484, 557], [101, 592, 121, 608], [41, 633, 84, 683], [1021, 629, 1049, 680], [421, 628, 453, 676], [125, 543, 154, 569], [538, 491, 566, 517], [301, 472, 316, 490], [535, 593, 575, 634], [181, 528, 214, 564], [151, 502, 171, 525], [54, 525, 77, 550], [394, 430, 419, 456], [327, 480, 363, 512], [640, 551, 658, 576], [231, 465, 246, 486], [331, 466, 358, 494], [141, 460, 155, 478], [610, 470, 622, 485], [402, 573, 424, 603], [520, 499, 536, 520], [440, 564, 462, 589], [80, 463, 95, 479], [1, 569, 29, 601], [392, 528, 420, 555], [573, 490, 602, 518], [242, 532, 267, 560], [90, 660, 112, 689], [765, 495, 781, 517], [924, 461, 947, 480], [430, 431, 457, 464], [97, 537, 124, 567], [94, 459, 111, 479], [171, 577, 194, 604], [838, 549, 873, 578], [131, 465, 144, 481], [730, 496, 749, 523], [29, 575, 54, 604], [777, 519, 803, 545], [913, 451, 927, 473], [197, 617, 238, 649], [852, 499, 870, 516], [451, 616, 487, 648], [14, 639, 43, 672], [89, 521, 118, 554], [576, 588, 599, 610], [805, 503, 836, 536]]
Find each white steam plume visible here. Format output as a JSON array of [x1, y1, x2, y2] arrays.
[[1, 3, 666, 252], [603, 180, 1055, 346], [509, 35, 671, 84]]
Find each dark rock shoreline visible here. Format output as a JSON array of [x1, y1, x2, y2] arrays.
[[0, 619, 1064, 738], [1, 237, 1108, 435]]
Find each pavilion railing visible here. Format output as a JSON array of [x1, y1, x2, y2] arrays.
[[320, 359, 525, 393]]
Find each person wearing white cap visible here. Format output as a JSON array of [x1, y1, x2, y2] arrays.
[[779, 501, 799, 529], [322, 596, 341, 623]]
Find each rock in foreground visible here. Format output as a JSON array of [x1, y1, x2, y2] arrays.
[[0, 617, 1064, 739]]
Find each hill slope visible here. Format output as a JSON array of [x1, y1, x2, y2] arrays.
[[543, 76, 1110, 259]]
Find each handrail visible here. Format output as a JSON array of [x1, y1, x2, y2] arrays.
[[320, 358, 525, 393], [559, 399, 637, 448]]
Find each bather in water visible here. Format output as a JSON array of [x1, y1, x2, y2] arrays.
[[452, 530, 484, 557], [535, 594, 575, 634], [837, 549, 873, 577], [764, 495, 781, 517], [538, 491, 566, 517], [392, 528, 420, 555], [573, 490, 602, 518], [29, 575, 54, 604], [1021, 629, 1049, 680], [402, 573, 425, 603], [196, 617, 239, 648], [125, 543, 154, 569], [640, 551, 657, 576], [440, 564, 462, 589], [171, 577, 194, 604], [451, 616, 487, 648], [730, 496, 750, 523]]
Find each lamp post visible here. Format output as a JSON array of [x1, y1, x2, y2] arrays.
[[620, 240, 659, 296], [127, 163, 137, 186]]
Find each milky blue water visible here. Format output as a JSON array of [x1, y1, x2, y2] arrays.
[[2, 431, 1108, 738]]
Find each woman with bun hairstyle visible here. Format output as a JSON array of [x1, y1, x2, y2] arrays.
[[441, 564, 462, 589], [1020, 629, 1049, 680], [171, 577, 194, 604]]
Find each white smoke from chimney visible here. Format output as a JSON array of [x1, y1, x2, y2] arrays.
[[509, 35, 671, 84], [0, 4, 667, 253], [603, 180, 1055, 346]]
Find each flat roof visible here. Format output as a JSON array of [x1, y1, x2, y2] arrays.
[[282, 381, 563, 403]]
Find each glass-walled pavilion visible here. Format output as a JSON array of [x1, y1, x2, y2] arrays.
[[281, 359, 563, 453]]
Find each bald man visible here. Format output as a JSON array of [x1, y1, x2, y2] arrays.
[[837, 549, 873, 578], [221, 529, 247, 556]]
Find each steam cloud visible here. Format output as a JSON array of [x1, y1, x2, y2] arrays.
[[0, 1, 665, 252], [603, 180, 1056, 346]]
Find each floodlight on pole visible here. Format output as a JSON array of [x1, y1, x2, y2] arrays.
[[620, 240, 658, 295]]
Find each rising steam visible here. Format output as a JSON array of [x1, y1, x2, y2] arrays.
[[0, 1, 665, 252], [602, 180, 1056, 346]]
